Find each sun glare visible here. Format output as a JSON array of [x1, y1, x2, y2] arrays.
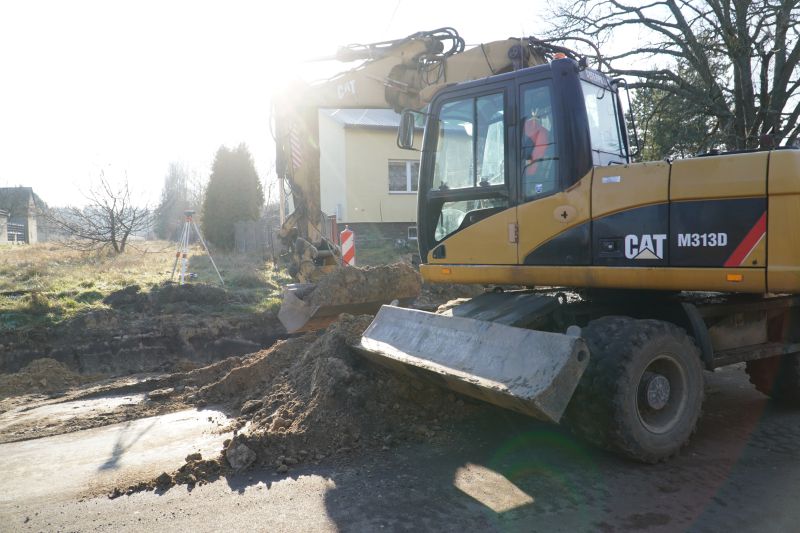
[[453, 463, 535, 513]]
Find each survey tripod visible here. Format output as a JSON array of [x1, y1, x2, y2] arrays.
[[170, 210, 224, 286]]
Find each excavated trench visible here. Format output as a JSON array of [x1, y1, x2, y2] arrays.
[[0, 270, 491, 498], [0, 284, 287, 382]]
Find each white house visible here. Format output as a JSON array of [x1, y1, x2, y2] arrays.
[[318, 109, 423, 245]]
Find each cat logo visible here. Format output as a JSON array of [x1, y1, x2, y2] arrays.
[[625, 234, 667, 260]]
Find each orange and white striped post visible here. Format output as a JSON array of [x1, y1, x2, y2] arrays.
[[340, 225, 355, 266]]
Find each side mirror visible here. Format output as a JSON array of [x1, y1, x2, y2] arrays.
[[397, 109, 418, 150]]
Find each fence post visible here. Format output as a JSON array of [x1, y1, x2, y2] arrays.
[[340, 225, 355, 266]]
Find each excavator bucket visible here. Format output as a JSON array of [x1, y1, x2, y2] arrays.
[[355, 305, 590, 423], [278, 264, 422, 333], [278, 283, 413, 333]]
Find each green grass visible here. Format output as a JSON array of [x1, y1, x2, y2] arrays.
[[0, 242, 291, 333], [354, 243, 415, 266]]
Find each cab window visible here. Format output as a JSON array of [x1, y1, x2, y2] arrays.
[[430, 92, 508, 242], [432, 93, 506, 190], [520, 83, 558, 200], [581, 80, 625, 165]]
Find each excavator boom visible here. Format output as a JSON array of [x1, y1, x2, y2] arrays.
[[275, 29, 559, 332], [274, 29, 549, 267]]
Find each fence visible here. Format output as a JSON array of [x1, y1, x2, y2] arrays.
[[234, 218, 417, 259], [234, 220, 281, 257]]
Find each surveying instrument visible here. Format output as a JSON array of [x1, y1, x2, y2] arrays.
[[171, 210, 224, 286]]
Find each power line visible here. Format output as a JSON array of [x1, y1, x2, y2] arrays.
[[385, 0, 402, 32]]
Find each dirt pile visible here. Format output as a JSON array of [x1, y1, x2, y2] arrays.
[[111, 452, 224, 498], [0, 358, 86, 397], [412, 282, 485, 311], [204, 313, 480, 466], [127, 313, 484, 493], [304, 264, 422, 307], [103, 283, 228, 312]]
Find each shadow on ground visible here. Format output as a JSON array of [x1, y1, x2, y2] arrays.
[[211, 367, 800, 532]]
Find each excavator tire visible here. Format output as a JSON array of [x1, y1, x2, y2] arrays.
[[746, 354, 800, 405], [565, 317, 704, 463]]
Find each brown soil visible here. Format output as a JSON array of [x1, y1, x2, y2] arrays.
[[103, 282, 228, 312], [0, 358, 88, 397], [412, 282, 485, 311], [124, 313, 485, 494], [0, 305, 283, 381], [212, 314, 481, 468], [111, 452, 225, 498], [305, 264, 422, 307]]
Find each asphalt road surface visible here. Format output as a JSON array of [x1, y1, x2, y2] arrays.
[[3, 365, 799, 532]]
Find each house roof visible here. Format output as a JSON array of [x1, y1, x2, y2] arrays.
[[0, 187, 42, 217], [322, 109, 402, 129]]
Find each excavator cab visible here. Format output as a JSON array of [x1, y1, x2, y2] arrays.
[[403, 57, 629, 267], [359, 59, 628, 424]]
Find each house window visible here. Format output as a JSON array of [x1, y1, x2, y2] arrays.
[[388, 160, 420, 193]]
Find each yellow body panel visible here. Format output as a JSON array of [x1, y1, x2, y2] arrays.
[[670, 152, 767, 201], [419, 150, 800, 295], [517, 172, 591, 258], [592, 162, 670, 217], [427, 207, 518, 265], [770, 150, 800, 194], [768, 150, 800, 292], [421, 264, 765, 293]]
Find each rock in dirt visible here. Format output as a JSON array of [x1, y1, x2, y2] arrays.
[[173, 458, 222, 486], [147, 388, 174, 400], [155, 472, 173, 490], [270, 416, 291, 432], [240, 399, 262, 415], [226, 442, 257, 471]]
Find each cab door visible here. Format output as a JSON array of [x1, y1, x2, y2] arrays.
[[516, 78, 592, 266], [421, 82, 519, 265]]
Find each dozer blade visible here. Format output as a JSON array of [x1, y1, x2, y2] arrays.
[[355, 305, 590, 423]]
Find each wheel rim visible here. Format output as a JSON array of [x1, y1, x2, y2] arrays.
[[635, 354, 688, 435]]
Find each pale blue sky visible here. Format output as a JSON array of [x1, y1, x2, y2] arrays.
[[0, 1, 566, 207]]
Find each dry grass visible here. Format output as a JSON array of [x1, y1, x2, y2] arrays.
[[0, 241, 290, 332]]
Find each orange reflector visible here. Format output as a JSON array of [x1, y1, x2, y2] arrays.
[[727, 274, 743, 282], [553, 52, 567, 59], [441, 268, 452, 275]]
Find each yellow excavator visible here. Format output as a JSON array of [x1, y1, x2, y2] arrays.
[[273, 28, 557, 281], [274, 28, 559, 330], [277, 28, 800, 462]]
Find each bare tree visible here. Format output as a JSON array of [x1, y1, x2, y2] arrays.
[[553, 0, 800, 149], [47, 173, 151, 253], [153, 162, 206, 240]]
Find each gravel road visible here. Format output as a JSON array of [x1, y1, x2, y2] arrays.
[[3, 365, 799, 532]]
